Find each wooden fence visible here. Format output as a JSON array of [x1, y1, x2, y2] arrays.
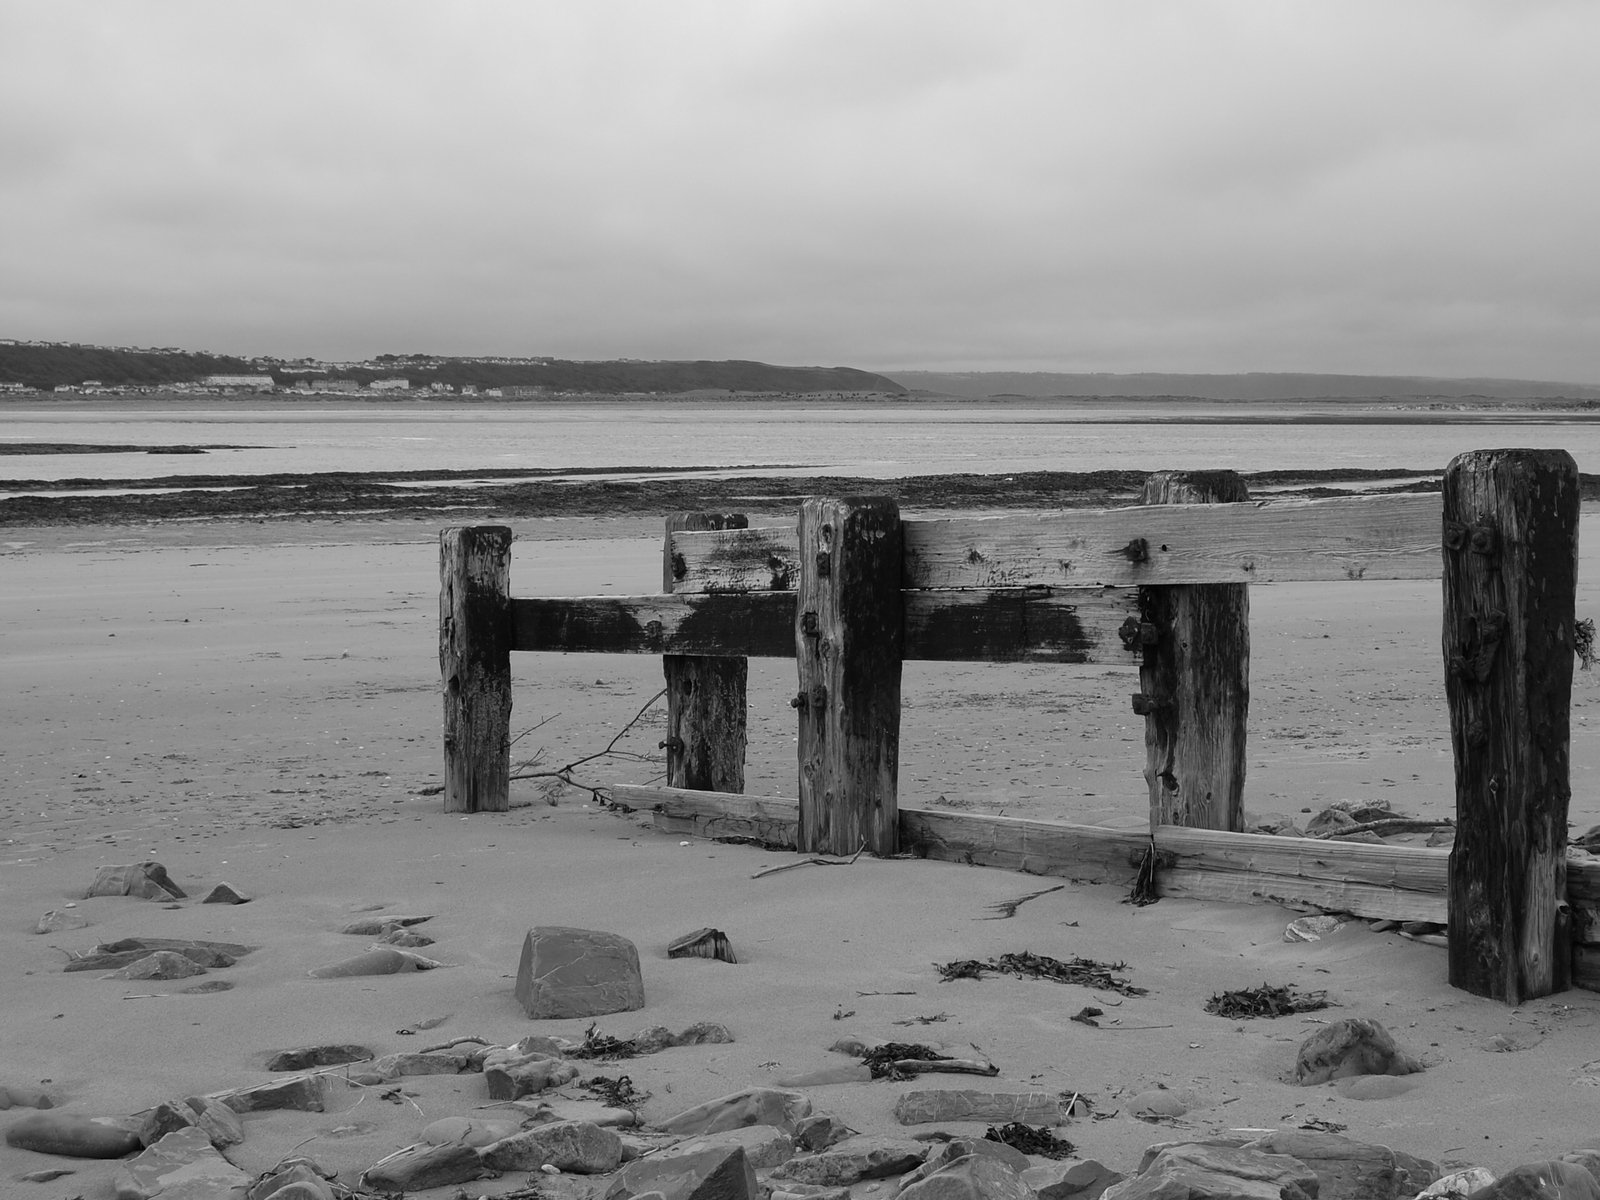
[[440, 449, 1588, 1005]]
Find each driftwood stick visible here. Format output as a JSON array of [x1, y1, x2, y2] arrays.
[[1309, 818, 1455, 840], [890, 1058, 998, 1076]]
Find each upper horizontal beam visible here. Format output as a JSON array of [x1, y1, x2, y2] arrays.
[[670, 493, 1441, 592]]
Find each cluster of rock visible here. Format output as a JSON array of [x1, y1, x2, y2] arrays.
[[10, 888, 1587, 1200], [3, 1001, 1588, 1199]]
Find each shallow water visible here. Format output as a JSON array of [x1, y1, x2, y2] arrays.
[[3, 398, 1598, 483]]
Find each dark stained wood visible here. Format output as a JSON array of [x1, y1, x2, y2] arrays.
[[663, 513, 750, 793], [439, 525, 513, 813], [903, 585, 1143, 663], [1138, 471, 1250, 832], [670, 493, 1441, 592], [511, 593, 795, 657], [1444, 449, 1580, 1002], [796, 497, 903, 856], [511, 585, 1142, 663]]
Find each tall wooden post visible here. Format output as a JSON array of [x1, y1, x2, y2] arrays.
[[663, 512, 749, 792], [1443, 448, 1579, 1003], [440, 525, 513, 813], [796, 497, 903, 856], [1137, 470, 1250, 832]]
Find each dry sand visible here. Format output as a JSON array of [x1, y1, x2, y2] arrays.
[[6, 511, 1600, 1195]]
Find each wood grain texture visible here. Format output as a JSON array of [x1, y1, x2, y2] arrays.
[[670, 493, 1441, 593], [514, 586, 1142, 664], [439, 525, 513, 814], [796, 497, 903, 855], [512, 593, 796, 656], [663, 513, 749, 793], [1443, 449, 1579, 1002], [618, 785, 1451, 923], [903, 585, 1143, 663], [1139, 471, 1250, 832]]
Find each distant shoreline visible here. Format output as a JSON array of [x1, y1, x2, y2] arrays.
[[0, 464, 1464, 527], [6, 391, 1600, 413]]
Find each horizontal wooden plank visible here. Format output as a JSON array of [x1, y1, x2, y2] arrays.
[[1575, 944, 1600, 992], [621, 784, 1600, 989], [613, 784, 1446, 920], [1151, 827, 1449, 924], [512, 593, 795, 657], [514, 586, 1146, 664], [907, 493, 1442, 588], [672, 493, 1442, 592], [1566, 854, 1600, 905], [903, 586, 1142, 664], [642, 790, 803, 847]]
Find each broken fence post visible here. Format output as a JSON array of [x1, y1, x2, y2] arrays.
[[663, 512, 750, 793], [1443, 448, 1579, 1003], [795, 496, 904, 856], [1137, 470, 1250, 832], [440, 525, 513, 813]]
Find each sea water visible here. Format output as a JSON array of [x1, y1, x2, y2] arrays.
[[2, 399, 1599, 487]]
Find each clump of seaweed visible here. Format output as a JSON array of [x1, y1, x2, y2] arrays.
[[582, 1074, 649, 1109], [938, 951, 1147, 997], [985, 1122, 1076, 1159], [860, 1042, 952, 1080], [567, 1023, 642, 1060], [1205, 983, 1331, 1019]]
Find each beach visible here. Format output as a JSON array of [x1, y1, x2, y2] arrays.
[[6, 505, 1600, 1195]]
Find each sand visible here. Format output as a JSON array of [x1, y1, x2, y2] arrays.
[[5, 511, 1600, 1195]]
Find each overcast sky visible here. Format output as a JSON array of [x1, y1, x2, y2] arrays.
[[2, 2, 1596, 381]]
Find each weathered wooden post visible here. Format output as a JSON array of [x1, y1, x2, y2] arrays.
[[1136, 470, 1250, 832], [663, 512, 750, 792], [440, 525, 513, 813], [795, 497, 903, 855], [1443, 448, 1579, 1003]]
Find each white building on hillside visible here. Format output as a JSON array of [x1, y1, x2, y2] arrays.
[[202, 374, 276, 390]]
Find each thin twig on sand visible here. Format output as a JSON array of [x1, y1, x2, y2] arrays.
[[510, 687, 668, 801], [751, 840, 867, 879]]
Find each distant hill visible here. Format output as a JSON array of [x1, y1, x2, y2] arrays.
[[338, 357, 905, 395], [0, 343, 260, 390], [0, 341, 905, 394], [885, 371, 1600, 402]]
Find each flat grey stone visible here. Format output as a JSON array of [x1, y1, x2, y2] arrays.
[[671, 1126, 797, 1170], [479, 1120, 624, 1174], [264, 1044, 372, 1072], [605, 1143, 759, 1200], [1023, 1159, 1126, 1200], [892, 1090, 1062, 1126], [85, 861, 186, 901], [768, 1135, 928, 1186], [657, 1087, 812, 1136], [113, 1127, 251, 1199], [1105, 1143, 1318, 1200], [1468, 1162, 1600, 1200], [360, 1141, 484, 1192], [515, 926, 645, 1019], [1294, 1017, 1423, 1085], [898, 1152, 1034, 1200], [1241, 1130, 1436, 1200]]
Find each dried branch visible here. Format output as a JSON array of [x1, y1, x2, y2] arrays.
[[509, 688, 669, 803]]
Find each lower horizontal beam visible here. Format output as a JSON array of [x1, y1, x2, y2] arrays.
[[607, 784, 1453, 923]]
